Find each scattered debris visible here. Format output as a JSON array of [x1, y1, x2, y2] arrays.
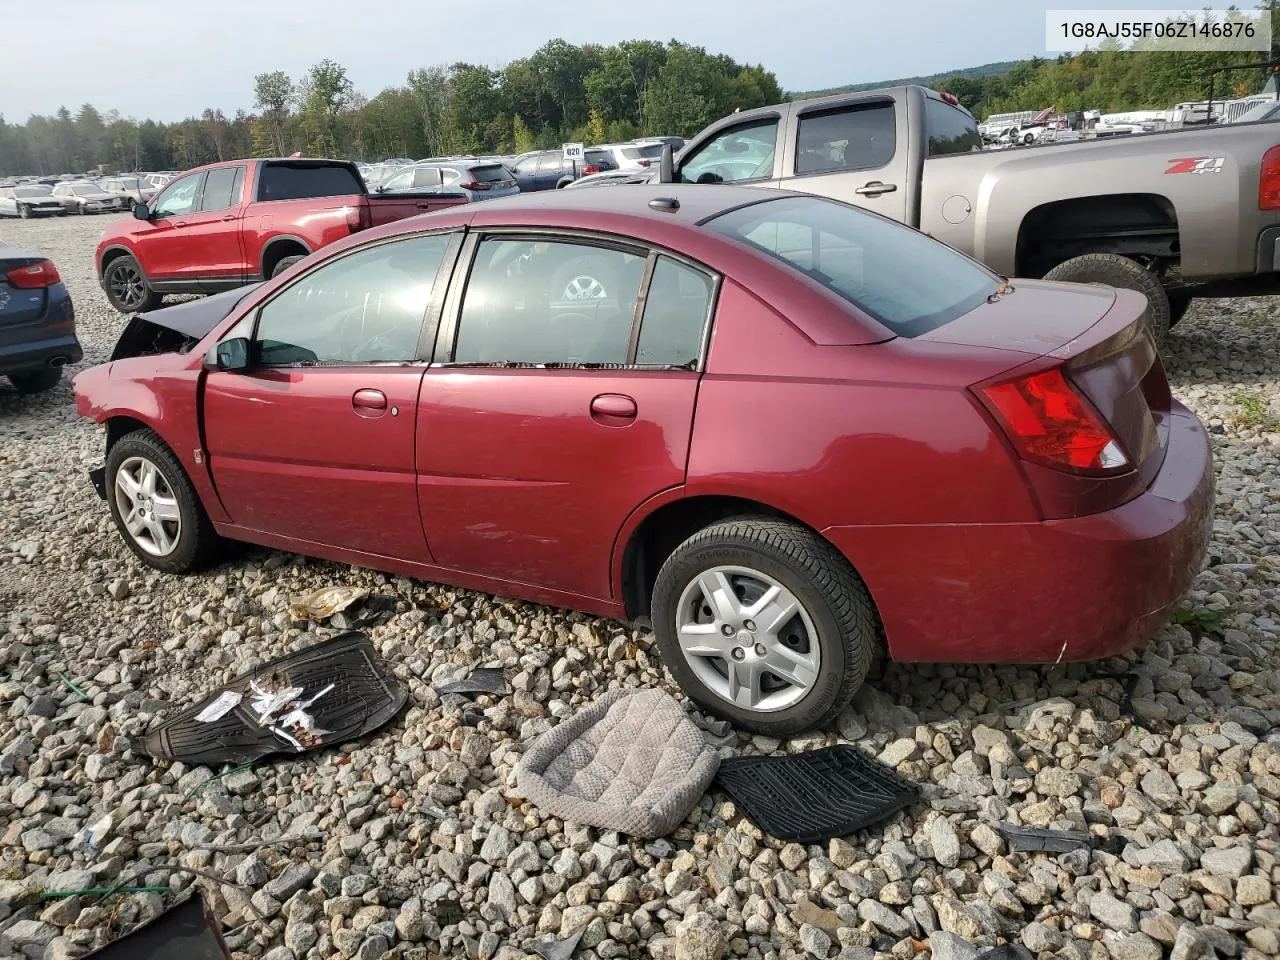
[[515, 688, 719, 838], [331, 594, 398, 629], [288, 585, 368, 622], [83, 893, 231, 960], [434, 667, 510, 697], [532, 925, 586, 960], [994, 823, 1126, 855], [435, 897, 463, 926], [58, 673, 89, 701], [716, 744, 919, 843], [139, 632, 407, 766]]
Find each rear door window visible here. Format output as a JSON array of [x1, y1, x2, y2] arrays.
[[635, 257, 715, 366], [706, 195, 998, 337], [796, 101, 896, 174], [926, 100, 982, 156], [258, 163, 363, 201], [680, 118, 778, 184], [537, 155, 566, 174], [412, 168, 444, 189]]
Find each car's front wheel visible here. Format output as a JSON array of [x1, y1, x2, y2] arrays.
[[17, 204, 29, 219], [651, 518, 878, 736], [103, 254, 162, 313], [106, 429, 218, 573]]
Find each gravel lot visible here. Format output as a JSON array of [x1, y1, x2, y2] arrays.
[[1, 214, 1278, 960]]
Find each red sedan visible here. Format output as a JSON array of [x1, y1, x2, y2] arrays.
[[73, 186, 1214, 735]]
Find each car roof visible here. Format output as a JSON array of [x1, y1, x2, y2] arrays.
[[466, 183, 768, 224]]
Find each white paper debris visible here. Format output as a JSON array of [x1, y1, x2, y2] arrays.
[[195, 690, 243, 723]]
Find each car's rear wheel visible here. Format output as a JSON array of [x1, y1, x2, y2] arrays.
[[17, 204, 29, 219], [106, 429, 218, 573], [651, 518, 878, 736], [103, 255, 162, 313], [271, 255, 305, 279], [1043, 253, 1170, 345], [7, 368, 61, 394]]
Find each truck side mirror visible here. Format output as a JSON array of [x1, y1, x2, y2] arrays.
[[132, 202, 151, 220], [658, 145, 675, 184], [204, 337, 251, 372]]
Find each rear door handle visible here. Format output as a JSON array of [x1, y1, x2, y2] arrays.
[[352, 388, 388, 417], [590, 393, 637, 425], [854, 181, 897, 196]]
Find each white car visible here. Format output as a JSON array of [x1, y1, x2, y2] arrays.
[[594, 142, 666, 172], [0, 185, 67, 218], [51, 181, 122, 215], [561, 169, 651, 189]]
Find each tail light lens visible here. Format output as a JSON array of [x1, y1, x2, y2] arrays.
[[979, 366, 1129, 473], [1261, 145, 1280, 209], [5, 259, 60, 288], [459, 181, 491, 191], [345, 204, 371, 233], [581, 165, 601, 176], [636, 159, 652, 167]]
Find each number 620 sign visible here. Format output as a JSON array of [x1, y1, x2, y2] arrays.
[[562, 143, 585, 161]]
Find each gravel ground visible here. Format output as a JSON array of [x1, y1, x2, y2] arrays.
[[1, 214, 1278, 960]]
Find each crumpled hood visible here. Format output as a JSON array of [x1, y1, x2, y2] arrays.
[[136, 285, 261, 339]]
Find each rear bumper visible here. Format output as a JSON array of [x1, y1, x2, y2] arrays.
[[824, 401, 1215, 664], [0, 333, 83, 374]]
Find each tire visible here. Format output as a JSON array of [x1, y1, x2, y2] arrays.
[[7, 367, 61, 394], [1042, 253, 1171, 345], [105, 428, 218, 573], [1022, 131, 1036, 145], [271, 255, 305, 279], [550, 255, 618, 302], [77, 204, 86, 215], [17, 204, 29, 219], [651, 517, 879, 736], [103, 254, 162, 313], [1168, 294, 1192, 328]]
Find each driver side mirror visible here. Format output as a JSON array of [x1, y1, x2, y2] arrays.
[[132, 202, 150, 220], [204, 337, 252, 372], [658, 144, 675, 184]]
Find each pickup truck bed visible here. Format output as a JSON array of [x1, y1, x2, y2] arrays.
[[96, 158, 468, 312]]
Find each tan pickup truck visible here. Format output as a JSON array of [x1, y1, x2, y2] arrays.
[[659, 84, 1280, 340]]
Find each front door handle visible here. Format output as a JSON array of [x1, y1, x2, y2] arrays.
[[352, 388, 388, 418], [220, 214, 237, 221], [855, 181, 897, 196], [590, 393, 637, 425]]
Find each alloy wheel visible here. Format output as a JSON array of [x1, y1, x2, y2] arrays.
[[109, 262, 146, 308], [562, 275, 607, 300], [674, 565, 821, 712], [113, 456, 182, 556]]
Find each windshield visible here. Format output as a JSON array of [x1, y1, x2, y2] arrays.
[[1234, 99, 1280, 123], [14, 186, 51, 197], [705, 196, 1000, 337]]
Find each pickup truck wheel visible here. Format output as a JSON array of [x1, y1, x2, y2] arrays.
[[7, 368, 61, 394], [271, 255, 306, 279], [651, 517, 878, 736], [1042, 253, 1170, 345], [103, 255, 162, 313], [106, 429, 218, 573]]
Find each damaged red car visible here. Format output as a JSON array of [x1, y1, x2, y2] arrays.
[[73, 186, 1214, 735]]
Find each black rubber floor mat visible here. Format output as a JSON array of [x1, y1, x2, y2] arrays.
[[716, 745, 919, 843], [140, 632, 407, 766], [85, 893, 231, 960]]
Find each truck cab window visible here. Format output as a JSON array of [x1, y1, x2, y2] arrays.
[[925, 100, 982, 156], [796, 102, 895, 174], [680, 119, 778, 184]]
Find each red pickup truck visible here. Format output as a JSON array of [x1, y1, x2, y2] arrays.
[[96, 158, 468, 313]]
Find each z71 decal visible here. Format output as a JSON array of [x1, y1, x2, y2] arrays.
[[1165, 157, 1225, 175]]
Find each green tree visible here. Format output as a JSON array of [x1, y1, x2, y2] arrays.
[[297, 59, 352, 156], [254, 71, 295, 155], [512, 113, 536, 152]]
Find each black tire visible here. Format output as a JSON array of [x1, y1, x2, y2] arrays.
[[103, 254, 162, 313], [105, 428, 219, 573], [1043, 253, 1170, 345], [271, 255, 305, 279], [651, 518, 879, 736], [17, 204, 29, 219], [1168, 294, 1192, 328], [7, 367, 61, 394]]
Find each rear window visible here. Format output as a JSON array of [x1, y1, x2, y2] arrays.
[[258, 163, 363, 201], [469, 164, 511, 183], [926, 99, 982, 156], [621, 144, 664, 160], [585, 150, 616, 169], [705, 196, 999, 337]]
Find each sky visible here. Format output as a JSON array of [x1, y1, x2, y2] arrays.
[[0, 0, 1208, 122]]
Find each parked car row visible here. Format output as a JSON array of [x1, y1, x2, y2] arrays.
[[0, 174, 162, 217]]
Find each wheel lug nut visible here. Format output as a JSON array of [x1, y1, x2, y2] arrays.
[[755, 643, 767, 657], [720, 623, 734, 637], [743, 619, 756, 631], [731, 647, 745, 661]]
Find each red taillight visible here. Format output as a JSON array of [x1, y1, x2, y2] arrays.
[[5, 259, 60, 288], [1260, 145, 1280, 209], [581, 165, 601, 176], [636, 159, 652, 167], [980, 367, 1129, 473], [939, 91, 960, 106], [345, 204, 371, 232], [459, 181, 491, 191]]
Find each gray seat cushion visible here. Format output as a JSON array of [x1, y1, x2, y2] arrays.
[[514, 688, 720, 838]]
